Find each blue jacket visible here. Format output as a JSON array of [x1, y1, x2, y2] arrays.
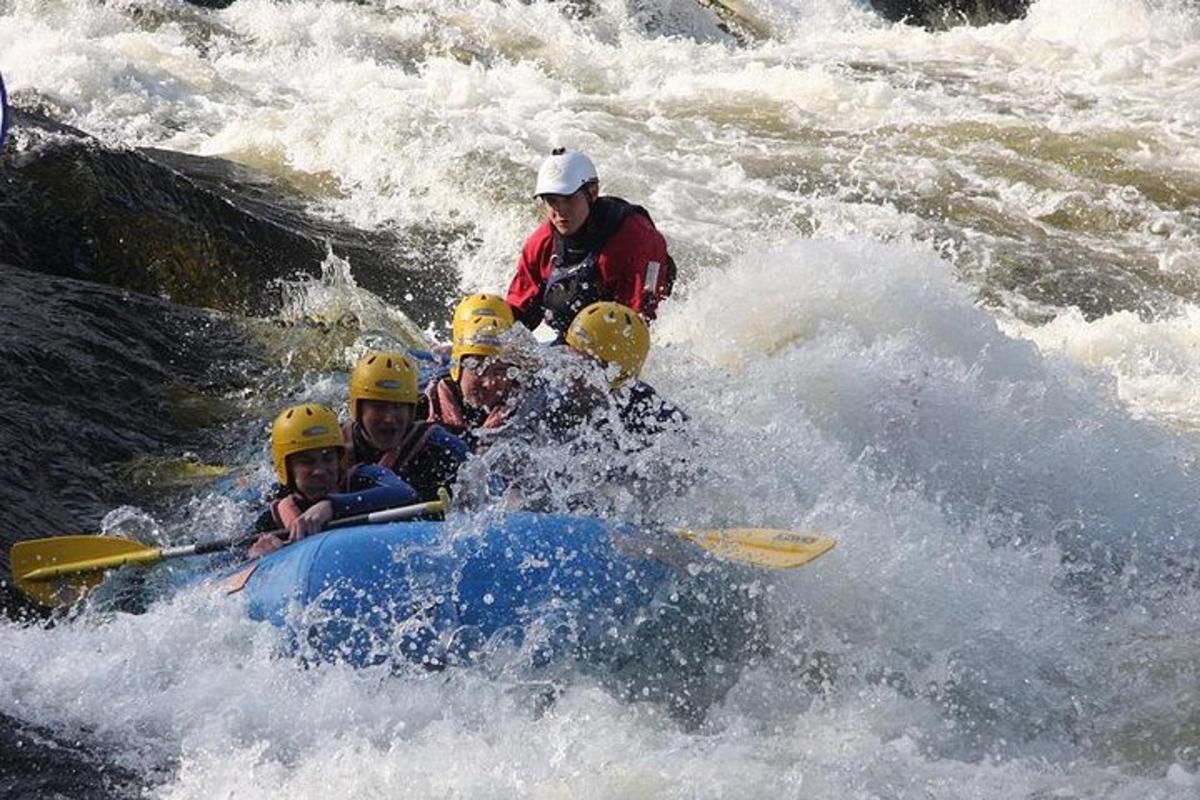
[[253, 464, 419, 534]]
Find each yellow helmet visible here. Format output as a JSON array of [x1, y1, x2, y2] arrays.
[[565, 302, 650, 388], [451, 314, 512, 381], [451, 293, 515, 339], [270, 404, 344, 484], [349, 351, 419, 419]]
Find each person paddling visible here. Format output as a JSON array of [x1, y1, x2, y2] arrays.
[[426, 309, 544, 447], [507, 149, 675, 338], [457, 302, 687, 512], [248, 404, 420, 559], [563, 301, 686, 442], [430, 299, 683, 449], [345, 350, 468, 501], [423, 293, 516, 438]]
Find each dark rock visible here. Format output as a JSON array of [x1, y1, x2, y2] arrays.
[[181, 0, 238, 9], [870, 0, 1031, 27], [0, 262, 256, 613], [0, 713, 146, 800], [0, 108, 459, 327]]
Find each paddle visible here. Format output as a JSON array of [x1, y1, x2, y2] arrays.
[[11, 492, 450, 608], [678, 527, 836, 569]]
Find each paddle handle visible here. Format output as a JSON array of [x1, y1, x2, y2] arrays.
[[187, 488, 452, 557]]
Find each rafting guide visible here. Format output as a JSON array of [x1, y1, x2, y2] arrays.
[[507, 149, 676, 338]]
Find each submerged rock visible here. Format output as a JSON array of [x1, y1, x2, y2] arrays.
[[0, 713, 145, 800], [686, 0, 1033, 36]]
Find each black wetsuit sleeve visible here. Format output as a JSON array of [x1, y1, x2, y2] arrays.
[[515, 301, 544, 330], [404, 430, 468, 500]]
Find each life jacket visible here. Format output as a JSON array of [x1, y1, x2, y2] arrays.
[[377, 421, 434, 474], [342, 420, 434, 477], [268, 462, 357, 529], [270, 495, 305, 529], [616, 380, 689, 439], [542, 197, 653, 334], [425, 377, 469, 433], [481, 405, 510, 429]]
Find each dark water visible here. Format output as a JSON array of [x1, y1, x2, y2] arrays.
[[0, 716, 143, 800], [869, 0, 1031, 26]]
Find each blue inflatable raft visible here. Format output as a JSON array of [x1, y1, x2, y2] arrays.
[[224, 512, 768, 716]]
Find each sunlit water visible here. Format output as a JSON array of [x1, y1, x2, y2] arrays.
[[3, 0, 1200, 796]]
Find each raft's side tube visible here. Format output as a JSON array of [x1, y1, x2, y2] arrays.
[[235, 513, 670, 668]]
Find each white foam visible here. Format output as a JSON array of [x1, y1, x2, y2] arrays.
[[1005, 305, 1200, 433]]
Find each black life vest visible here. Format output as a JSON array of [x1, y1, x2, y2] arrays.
[[542, 197, 649, 335]]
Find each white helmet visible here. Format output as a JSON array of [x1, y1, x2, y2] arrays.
[[534, 148, 598, 197]]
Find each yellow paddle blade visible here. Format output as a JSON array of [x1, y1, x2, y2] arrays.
[[679, 528, 837, 569], [11, 535, 160, 607]]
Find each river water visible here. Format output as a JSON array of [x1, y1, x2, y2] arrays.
[[1, 0, 1199, 797]]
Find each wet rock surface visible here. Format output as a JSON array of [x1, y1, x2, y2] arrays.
[[0, 108, 458, 327], [0, 263, 256, 612], [0, 713, 146, 800]]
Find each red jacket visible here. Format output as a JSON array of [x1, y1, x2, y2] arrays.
[[506, 198, 674, 331]]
